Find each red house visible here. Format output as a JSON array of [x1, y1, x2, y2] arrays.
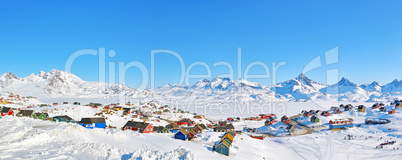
[[281, 116, 291, 125], [388, 109, 396, 114], [250, 135, 264, 140], [265, 119, 277, 126], [259, 114, 277, 119], [188, 130, 197, 140], [0, 107, 14, 116], [122, 121, 154, 133]]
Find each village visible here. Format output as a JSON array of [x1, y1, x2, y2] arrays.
[[0, 92, 401, 157]]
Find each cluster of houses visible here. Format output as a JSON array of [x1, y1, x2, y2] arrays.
[[173, 124, 207, 141], [13, 108, 107, 129], [213, 130, 236, 156]]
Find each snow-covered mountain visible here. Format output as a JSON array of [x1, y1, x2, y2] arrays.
[[269, 74, 328, 101], [2, 69, 402, 102], [360, 81, 382, 92], [0, 69, 151, 99], [156, 77, 280, 102]]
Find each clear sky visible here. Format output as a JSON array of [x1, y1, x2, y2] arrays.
[[1, 0, 402, 88]]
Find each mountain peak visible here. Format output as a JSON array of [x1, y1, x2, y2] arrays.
[[297, 73, 306, 79]]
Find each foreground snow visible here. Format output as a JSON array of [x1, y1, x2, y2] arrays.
[[1, 112, 402, 160]]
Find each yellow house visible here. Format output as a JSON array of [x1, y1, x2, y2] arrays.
[[357, 105, 366, 112], [221, 133, 234, 142]]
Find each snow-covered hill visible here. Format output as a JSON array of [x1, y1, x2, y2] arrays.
[[2, 70, 402, 102], [0, 69, 151, 99]]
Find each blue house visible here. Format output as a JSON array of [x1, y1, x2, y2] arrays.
[[174, 128, 189, 140], [214, 141, 231, 156], [79, 117, 106, 129]]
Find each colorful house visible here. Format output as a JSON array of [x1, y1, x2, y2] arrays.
[[79, 118, 106, 129], [154, 126, 169, 133], [214, 141, 231, 156], [221, 133, 234, 142], [357, 105, 366, 112], [214, 124, 235, 132], [0, 107, 14, 116], [310, 116, 320, 123], [174, 128, 189, 141], [259, 114, 277, 120], [122, 121, 154, 133], [188, 130, 197, 140], [33, 113, 49, 120], [281, 116, 291, 124], [53, 115, 76, 123], [16, 110, 34, 117]]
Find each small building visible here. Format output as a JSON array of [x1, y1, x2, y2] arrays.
[[53, 103, 58, 106], [259, 114, 277, 120], [79, 118, 106, 129], [16, 110, 34, 117], [166, 123, 180, 130], [264, 119, 277, 126], [122, 121, 154, 133], [281, 116, 291, 124], [250, 135, 264, 140], [214, 141, 231, 156], [73, 102, 80, 105], [0, 107, 14, 116], [214, 124, 235, 132], [188, 130, 197, 140], [357, 105, 366, 112], [123, 108, 131, 115], [379, 106, 386, 112], [310, 116, 320, 123], [154, 126, 169, 133], [388, 109, 396, 114], [53, 115, 76, 123], [63, 102, 68, 105], [33, 113, 49, 120], [174, 128, 189, 141], [344, 105, 353, 111], [221, 132, 234, 142], [193, 124, 206, 133], [286, 124, 296, 133], [321, 111, 331, 117]]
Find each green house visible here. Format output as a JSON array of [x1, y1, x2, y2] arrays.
[[33, 113, 49, 120], [53, 115, 76, 123], [310, 116, 320, 123]]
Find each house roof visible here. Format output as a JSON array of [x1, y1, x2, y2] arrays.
[[215, 124, 234, 130], [189, 130, 197, 136], [166, 123, 179, 129], [178, 128, 188, 135], [80, 117, 106, 124], [0, 107, 11, 113], [35, 113, 49, 117], [123, 121, 150, 130], [222, 136, 233, 143], [196, 123, 207, 129], [17, 110, 34, 116], [153, 126, 166, 132], [55, 115, 75, 121]]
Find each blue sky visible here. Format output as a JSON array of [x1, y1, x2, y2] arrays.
[[1, 0, 402, 88]]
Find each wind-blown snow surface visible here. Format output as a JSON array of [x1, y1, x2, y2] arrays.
[[2, 70, 402, 102]]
